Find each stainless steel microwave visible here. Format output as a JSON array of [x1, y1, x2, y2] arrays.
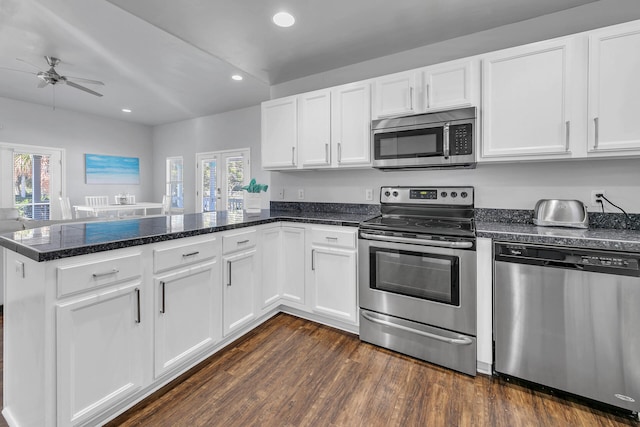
[[372, 107, 476, 170]]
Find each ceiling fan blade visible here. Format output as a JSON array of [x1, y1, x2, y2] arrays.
[[65, 80, 103, 97], [37, 80, 48, 88], [16, 57, 43, 71], [64, 76, 105, 86], [0, 66, 37, 75]]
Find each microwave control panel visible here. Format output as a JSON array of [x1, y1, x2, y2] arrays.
[[450, 124, 473, 155]]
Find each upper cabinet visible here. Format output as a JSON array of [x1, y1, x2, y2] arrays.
[[261, 96, 298, 169], [372, 58, 477, 119], [588, 21, 640, 155], [480, 38, 580, 161], [263, 81, 371, 171]]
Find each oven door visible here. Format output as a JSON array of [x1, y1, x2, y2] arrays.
[[358, 234, 476, 336]]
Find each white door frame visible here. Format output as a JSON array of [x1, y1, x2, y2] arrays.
[[195, 149, 250, 213]]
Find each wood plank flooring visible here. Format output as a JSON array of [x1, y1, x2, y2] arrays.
[[0, 313, 635, 426], [104, 313, 636, 427]]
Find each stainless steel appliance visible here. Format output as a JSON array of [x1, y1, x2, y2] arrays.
[[359, 186, 477, 376], [372, 107, 476, 170], [533, 199, 589, 229], [494, 242, 640, 417]]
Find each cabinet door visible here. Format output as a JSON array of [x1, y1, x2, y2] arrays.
[[423, 60, 474, 111], [332, 82, 372, 167], [261, 96, 298, 169], [481, 39, 576, 160], [223, 249, 257, 335], [260, 226, 281, 308], [154, 260, 221, 378], [57, 282, 145, 426], [588, 22, 640, 153], [281, 226, 305, 305], [373, 71, 418, 118], [311, 246, 357, 323], [299, 90, 332, 168]]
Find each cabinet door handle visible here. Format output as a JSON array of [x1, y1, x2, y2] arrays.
[[311, 249, 315, 271], [182, 251, 199, 258], [443, 122, 450, 158], [227, 261, 232, 286], [291, 146, 296, 165], [594, 117, 600, 149], [160, 281, 166, 314], [135, 288, 141, 324], [565, 121, 570, 151], [337, 143, 342, 163], [409, 87, 414, 110], [92, 268, 119, 278], [425, 84, 430, 109], [325, 143, 329, 164]]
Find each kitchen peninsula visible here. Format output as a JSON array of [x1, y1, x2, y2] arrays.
[[0, 207, 375, 427]]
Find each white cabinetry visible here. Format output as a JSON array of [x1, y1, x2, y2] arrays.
[[308, 227, 358, 324], [372, 59, 477, 119], [260, 225, 282, 309], [281, 226, 306, 305], [481, 38, 579, 161], [332, 82, 371, 166], [152, 235, 221, 379], [299, 89, 332, 168], [222, 228, 259, 335], [588, 21, 640, 155], [261, 96, 298, 169]]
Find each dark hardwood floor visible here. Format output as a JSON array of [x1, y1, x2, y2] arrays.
[[0, 313, 635, 426]]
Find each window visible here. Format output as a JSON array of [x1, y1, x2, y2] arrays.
[[166, 157, 183, 209], [13, 153, 51, 219], [196, 149, 250, 213]]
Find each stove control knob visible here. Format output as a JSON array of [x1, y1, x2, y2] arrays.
[[392, 191, 399, 197], [461, 191, 468, 198], [440, 191, 448, 198], [451, 191, 458, 198], [384, 191, 391, 197]]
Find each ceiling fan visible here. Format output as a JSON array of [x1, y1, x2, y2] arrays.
[[1, 56, 104, 97]]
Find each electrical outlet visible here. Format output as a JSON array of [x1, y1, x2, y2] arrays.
[[278, 189, 285, 200], [15, 260, 24, 278], [298, 189, 304, 200], [365, 189, 373, 201], [591, 189, 606, 207]]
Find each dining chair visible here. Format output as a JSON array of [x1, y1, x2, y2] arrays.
[[59, 196, 73, 220], [161, 195, 172, 215], [85, 195, 109, 206]]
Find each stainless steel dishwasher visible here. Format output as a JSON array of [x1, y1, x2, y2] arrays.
[[494, 242, 640, 417]]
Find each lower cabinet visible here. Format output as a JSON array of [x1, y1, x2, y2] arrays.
[[154, 260, 221, 378], [310, 245, 358, 323], [223, 247, 258, 335], [56, 282, 146, 426], [281, 226, 306, 305]]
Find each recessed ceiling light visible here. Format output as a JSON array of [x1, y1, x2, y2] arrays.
[[121, 108, 132, 113], [231, 74, 243, 81], [273, 11, 295, 28]]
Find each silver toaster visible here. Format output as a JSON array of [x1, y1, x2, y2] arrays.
[[533, 199, 589, 229]]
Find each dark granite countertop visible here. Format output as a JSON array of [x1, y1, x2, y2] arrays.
[[0, 209, 378, 262], [477, 221, 640, 253]]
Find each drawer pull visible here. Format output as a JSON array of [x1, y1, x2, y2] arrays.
[[237, 240, 250, 245], [92, 269, 119, 279], [325, 236, 338, 240], [182, 251, 200, 258], [135, 288, 141, 324]]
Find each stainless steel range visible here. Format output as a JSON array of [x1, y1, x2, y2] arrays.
[[358, 186, 477, 376]]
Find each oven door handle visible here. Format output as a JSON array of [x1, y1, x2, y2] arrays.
[[362, 312, 473, 346], [360, 232, 473, 249]]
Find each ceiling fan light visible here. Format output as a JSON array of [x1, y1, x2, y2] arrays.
[[122, 108, 132, 113], [231, 74, 243, 81], [273, 12, 295, 28]]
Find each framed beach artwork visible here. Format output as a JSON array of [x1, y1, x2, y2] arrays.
[[85, 154, 140, 184]]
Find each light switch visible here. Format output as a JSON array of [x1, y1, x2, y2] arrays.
[[15, 260, 24, 278]]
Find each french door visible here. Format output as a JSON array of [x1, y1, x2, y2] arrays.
[[196, 149, 250, 213]]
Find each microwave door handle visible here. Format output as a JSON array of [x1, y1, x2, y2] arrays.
[[443, 122, 450, 158]]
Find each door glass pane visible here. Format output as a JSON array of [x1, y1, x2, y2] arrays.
[[168, 158, 183, 209], [226, 156, 244, 211], [371, 248, 459, 305], [14, 153, 51, 220], [201, 159, 217, 212]]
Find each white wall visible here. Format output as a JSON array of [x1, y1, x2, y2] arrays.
[[152, 105, 267, 214], [0, 97, 153, 210]]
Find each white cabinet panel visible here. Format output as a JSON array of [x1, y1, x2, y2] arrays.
[[261, 96, 298, 169], [56, 282, 145, 426], [311, 247, 357, 323], [281, 226, 305, 304], [223, 249, 258, 335], [154, 260, 221, 378], [588, 21, 640, 154], [260, 226, 281, 308], [332, 82, 371, 166], [423, 60, 475, 111], [373, 71, 418, 118], [299, 89, 332, 167]]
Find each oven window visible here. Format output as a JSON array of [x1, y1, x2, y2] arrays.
[[374, 127, 443, 159], [369, 248, 459, 305]]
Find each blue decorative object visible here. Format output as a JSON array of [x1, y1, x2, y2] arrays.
[[85, 154, 140, 185]]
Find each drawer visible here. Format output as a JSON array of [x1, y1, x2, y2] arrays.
[[222, 229, 257, 254], [310, 227, 356, 249], [57, 253, 142, 298], [153, 235, 218, 273]]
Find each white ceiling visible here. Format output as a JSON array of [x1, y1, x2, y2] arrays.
[[0, 0, 599, 126]]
